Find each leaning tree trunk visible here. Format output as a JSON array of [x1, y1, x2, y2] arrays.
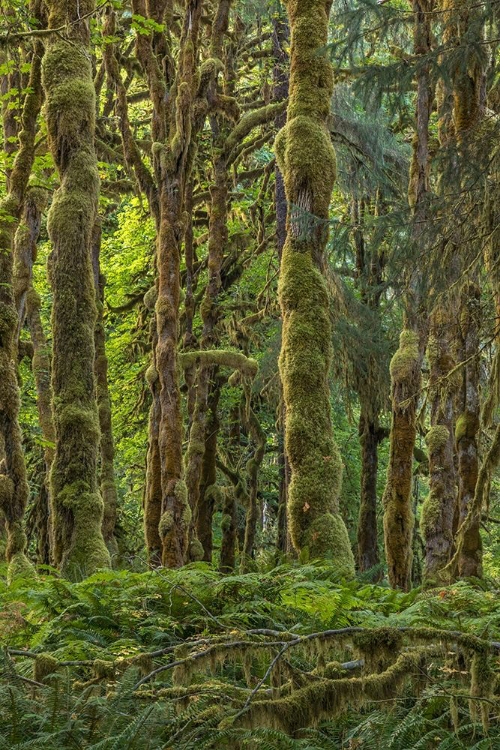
[[42, 0, 110, 578], [276, 0, 354, 572], [0, 43, 42, 580]]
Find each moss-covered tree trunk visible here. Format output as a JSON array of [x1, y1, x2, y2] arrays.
[[42, 0, 110, 578], [0, 42, 42, 580], [382, 0, 431, 590], [196, 379, 222, 562], [275, 0, 354, 571], [273, 9, 291, 557], [456, 281, 481, 577], [91, 220, 119, 561], [421, 305, 458, 582], [13, 186, 54, 564]]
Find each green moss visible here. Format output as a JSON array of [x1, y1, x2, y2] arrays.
[[420, 493, 441, 540], [455, 411, 479, 442], [425, 424, 450, 454], [143, 286, 157, 310], [390, 329, 419, 383], [7, 551, 35, 584], [34, 653, 58, 683], [189, 539, 204, 561], [145, 363, 158, 385], [93, 659, 115, 679], [277, 116, 336, 218]]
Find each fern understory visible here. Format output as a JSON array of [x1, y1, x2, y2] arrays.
[[1, 563, 499, 748]]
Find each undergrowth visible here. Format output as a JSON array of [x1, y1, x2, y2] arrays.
[[1, 563, 499, 748]]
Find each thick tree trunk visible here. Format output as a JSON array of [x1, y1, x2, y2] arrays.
[[43, 0, 110, 578], [276, 0, 354, 572]]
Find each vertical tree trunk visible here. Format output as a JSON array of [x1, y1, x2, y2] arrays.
[[91, 220, 119, 561], [383, 0, 431, 590], [13, 186, 54, 564], [196, 378, 222, 562], [276, 0, 354, 572], [357, 410, 382, 574], [456, 281, 481, 577], [421, 305, 458, 582], [42, 0, 110, 578], [273, 8, 290, 557], [0, 42, 42, 580]]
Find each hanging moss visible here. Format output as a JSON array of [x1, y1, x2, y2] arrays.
[[34, 653, 59, 683], [455, 411, 480, 443]]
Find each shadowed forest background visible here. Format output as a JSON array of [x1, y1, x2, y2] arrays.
[[1, 0, 500, 747]]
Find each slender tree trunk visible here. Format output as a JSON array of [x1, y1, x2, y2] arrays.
[[357, 410, 382, 575], [241, 406, 266, 570], [13, 186, 54, 564], [196, 378, 222, 562], [273, 8, 290, 557], [383, 0, 431, 590], [0, 42, 42, 580], [42, 0, 110, 578], [456, 281, 481, 577], [91, 220, 119, 561], [421, 305, 458, 582], [276, 0, 354, 572]]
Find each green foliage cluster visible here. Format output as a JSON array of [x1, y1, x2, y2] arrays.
[[1, 564, 500, 747]]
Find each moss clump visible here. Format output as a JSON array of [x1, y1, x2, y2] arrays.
[[425, 424, 450, 454], [353, 628, 403, 672], [189, 538, 204, 561], [93, 659, 116, 679], [389, 329, 419, 383], [34, 653, 59, 683], [455, 411, 480, 443]]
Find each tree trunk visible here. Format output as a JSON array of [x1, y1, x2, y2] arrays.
[[91, 220, 119, 561], [456, 281, 481, 577], [357, 411, 382, 575], [42, 0, 110, 578], [421, 305, 458, 582], [383, 0, 431, 590], [276, 0, 354, 572], [0, 42, 42, 580]]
